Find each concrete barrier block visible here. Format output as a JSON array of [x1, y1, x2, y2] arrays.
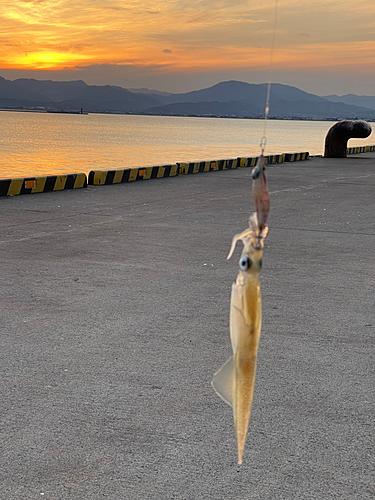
[[265, 154, 283, 164], [0, 173, 87, 197], [283, 152, 309, 162], [283, 153, 294, 162], [208, 160, 219, 172], [177, 160, 217, 174], [177, 162, 189, 175], [238, 157, 258, 168], [347, 145, 375, 154], [7, 178, 24, 196], [209, 159, 238, 171], [225, 158, 239, 169], [88, 165, 178, 185]]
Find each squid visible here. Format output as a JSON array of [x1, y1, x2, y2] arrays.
[[251, 154, 270, 235], [212, 155, 270, 464]]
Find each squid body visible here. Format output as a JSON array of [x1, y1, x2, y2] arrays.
[[251, 154, 270, 233], [212, 155, 270, 465]]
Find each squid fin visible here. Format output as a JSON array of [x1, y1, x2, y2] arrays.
[[211, 356, 234, 407]]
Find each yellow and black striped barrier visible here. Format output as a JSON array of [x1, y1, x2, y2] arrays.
[[238, 157, 258, 168], [88, 164, 178, 185], [283, 152, 309, 162], [265, 154, 284, 164], [0, 173, 87, 197], [347, 145, 375, 154], [177, 158, 238, 175], [174, 160, 210, 175], [239, 154, 285, 166], [238, 152, 308, 167], [0, 152, 312, 196]]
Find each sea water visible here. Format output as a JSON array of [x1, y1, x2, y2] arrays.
[[0, 111, 373, 178]]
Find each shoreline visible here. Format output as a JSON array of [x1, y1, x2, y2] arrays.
[[1, 147, 374, 197], [0, 107, 373, 122]]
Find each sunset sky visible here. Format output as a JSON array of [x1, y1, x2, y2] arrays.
[[1, 0, 374, 95]]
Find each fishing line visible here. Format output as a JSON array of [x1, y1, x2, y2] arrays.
[[260, 0, 279, 155]]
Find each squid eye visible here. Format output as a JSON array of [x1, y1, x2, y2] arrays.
[[252, 167, 260, 179], [239, 256, 252, 270]]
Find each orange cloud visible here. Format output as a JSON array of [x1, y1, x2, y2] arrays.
[[0, 0, 374, 77]]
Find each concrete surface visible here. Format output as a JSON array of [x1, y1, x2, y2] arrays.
[[1, 153, 374, 499]]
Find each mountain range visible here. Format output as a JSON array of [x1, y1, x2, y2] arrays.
[[322, 94, 375, 111], [0, 76, 374, 121]]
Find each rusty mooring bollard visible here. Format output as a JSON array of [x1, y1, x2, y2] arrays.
[[324, 120, 372, 158]]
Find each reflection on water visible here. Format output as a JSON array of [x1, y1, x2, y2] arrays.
[[0, 111, 373, 178]]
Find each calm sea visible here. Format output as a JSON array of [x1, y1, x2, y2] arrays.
[[0, 111, 373, 178]]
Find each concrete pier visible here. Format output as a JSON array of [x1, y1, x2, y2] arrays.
[[1, 153, 374, 499]]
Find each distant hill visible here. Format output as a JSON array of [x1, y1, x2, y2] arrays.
[[158, 81, 324, 105], [144, 81, 375, 120], [323, 94, 375, 111], [1, 76, 374, 120], [146, 96, 375, 120], [0, 76, 164, 112], [128, 88, 174, 97]]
